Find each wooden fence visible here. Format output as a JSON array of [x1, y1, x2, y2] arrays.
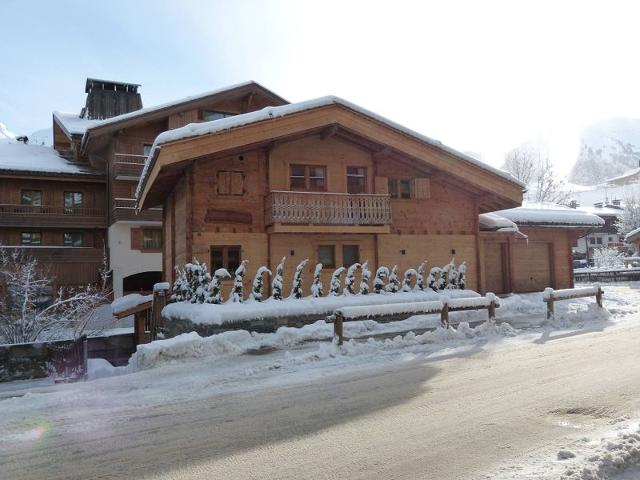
[[543, 285, 603, 320]]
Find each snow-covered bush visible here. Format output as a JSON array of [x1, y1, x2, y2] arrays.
[[360, 261, 371, 295], [416, 261, 427, 291], [427, 267, 440, 292], [249, 266, 271, 302], [289, 259, 309, 299], [172, 266, 191, 302], [386, 265, 400, 293], [373, 266, 389, 294], [593, 247, 624, 269], [271, 257, 286, 300], [205, 268, 230, 304], [401, 268, 417, 292], [330, 267, 346, 296], [229, 260, 248, 303], [343, 263, 361, 295], [186, 259, 212, 304], [311, 263, 324, 298], [457, 262, 467, 290], [446, 261, 459, 289]]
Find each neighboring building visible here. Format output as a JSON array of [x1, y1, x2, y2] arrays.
[[625, 226, 640, 253], [570, 201, 624, 260]]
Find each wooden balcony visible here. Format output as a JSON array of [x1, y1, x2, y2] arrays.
[[113, 153, 146, 180], [0, 246, 105, 263], [0, 204, 107, 228], [113, 198, 162, 223], [265, 191, 392, 233]]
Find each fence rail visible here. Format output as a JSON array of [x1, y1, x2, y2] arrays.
[[113, 198, 162, 222]]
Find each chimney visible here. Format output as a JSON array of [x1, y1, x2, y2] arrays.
[[81, 78, 142, 120]]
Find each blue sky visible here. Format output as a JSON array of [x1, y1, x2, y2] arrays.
[[3, 0, 640, 174]]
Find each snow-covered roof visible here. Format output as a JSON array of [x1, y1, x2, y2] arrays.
[[0, 141, 99, 176], [577, 205, 623, 217], [478, 213, 519, 232], [625, 226, 640, 242], [53, 111, 102, 137], [136, 95, 524, 200], [492, 202, 605, 228], [604, 167, 640, 185]]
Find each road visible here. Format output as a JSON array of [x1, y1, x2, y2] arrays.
[[2, 323, 640, 480]]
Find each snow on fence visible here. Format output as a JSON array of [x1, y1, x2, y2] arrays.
[[543, 285, 603, 320], [330, 294, 499, 345]]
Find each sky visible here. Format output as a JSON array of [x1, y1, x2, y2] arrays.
[[2, 0, 640, 177]]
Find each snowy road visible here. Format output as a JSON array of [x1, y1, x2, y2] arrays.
[[2, 310, 640, 479]]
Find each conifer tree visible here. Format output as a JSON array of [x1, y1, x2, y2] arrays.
[[271, 257, 286, 300], [206, 268, 230, 304], [374, 266, 389, 294], [289, 259, 309, 299], [386, 265, 400, 293], [401, 268, 418, 292], [310, 263, 324, 298], [457, 261, 467, 290], [416, 261, 427, 291], [329, 266, 346, 296], [343, 263, 361, 295], [359, 261, 371, 295], [171, 265, 190, 302], [229, 260, 248, 303], [427, 267, 441, 292], [187, 259, 211, 304], [249, 266, 271, 302]]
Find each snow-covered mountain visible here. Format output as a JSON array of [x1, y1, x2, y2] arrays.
[[0, 122, 16, 141], [568, 118, 640, 186]]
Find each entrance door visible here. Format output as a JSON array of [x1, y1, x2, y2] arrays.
[[484, 242, 507, 294], [513, 242, 552, 292]]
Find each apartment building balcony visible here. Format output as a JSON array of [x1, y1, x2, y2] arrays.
[[113, 198, 162, 223], [0, 204, 107, 228], [113, 153, 146, 180], [265, 191, 392, 233]]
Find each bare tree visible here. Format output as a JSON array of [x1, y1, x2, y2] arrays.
[[615, 196, 640, 236], [0, 248, 112, 344], [502, 145, 572, 205]]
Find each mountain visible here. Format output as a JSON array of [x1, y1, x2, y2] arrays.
[[568, 118, 640, 186], [0, 122, 15, 141]]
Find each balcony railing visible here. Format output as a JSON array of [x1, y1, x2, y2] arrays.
[[113, 198, 162, 223], [0, 204, 107, 228], [265, 191, 392, 226], [0, 246, 105, 263], [113, 153, 146, 179]]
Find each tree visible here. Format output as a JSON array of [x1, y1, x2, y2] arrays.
[[343, 263, 360, 295], [229, 260, 248, 303], [386, 265, 400, 293], [289, 259, 309, 299], [271, 257, 286, 300], [593, 247, 624, 269], [186, 259, 211, 304], [310, 263, 324, 298], [373, 266, 389, 294], [457, 262, 467, 290], [427, 267, 440, 292], [206, 268, 230, 304], [359, 261, 371, 294], [0, 248, 111, 344], [249, 266, 271, 302], [172, 265, 191, 302], [616, 196, 640, 236], [329, 267, 346, 296], [416, 261, 427, 291]]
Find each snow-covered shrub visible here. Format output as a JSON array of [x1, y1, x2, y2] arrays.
[[289, 259, 309, 299], [427, 267, 440, 292], [592, 247, 624, 269], [184, 259, 212, 304], [343, 263, 361, 295], [446, 261, 459, 289], [386, 265, 400, 293], [401, 268, 417, 292], [229, 260, 248, 303], [271, 257, 286, 300], [374, 266, 389, 294], [330, 267, 346, 296], [416, 261, 427, 291], [311, 263, 324, 298], [249, 266, 271, 302], [436, 264, 448, 290], [360, 261, 371, 294], [172, 266, 191, 302], [457, 262, 467, 290], [205, 268, 230, 304]]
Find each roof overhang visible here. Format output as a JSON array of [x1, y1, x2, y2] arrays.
[[137, 101, 524, 210]]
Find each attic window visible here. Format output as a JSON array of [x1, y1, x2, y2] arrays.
[[202, 110, 234, 122]]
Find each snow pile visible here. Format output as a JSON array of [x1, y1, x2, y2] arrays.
[[493, 202, 605, 227], [111, 293, 152, 315], [544, 286, 601, 300], [478, 212, 519, 232], [0, 141, 92, 175]]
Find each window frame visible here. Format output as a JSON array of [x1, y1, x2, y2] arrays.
[[388, 178, 412, 199], [143, 144, 153, 156], [21, 189, 42, 206], [210, 245, 242, 273], [201, 110, 235, 122], [289, 164, 327, 192], [63, 232, 83, 247], [63, 191, 84, 209], [21, 231, 42, 246], [342, 244, 360, 267], [346, 166, 367, 194], [316, 245, 336, 268], [141, 228, 163, 251]]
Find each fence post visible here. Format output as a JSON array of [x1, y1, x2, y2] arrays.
[[441, 302, 449, 329], [82, 335, 88, 381], [151, 283, 170, 341], [488, 299, 496, 322], [596, 286, 603, 308], [134, 312, 146, 345], [334, 312, 344, 346], [545, 289, 555, 321]]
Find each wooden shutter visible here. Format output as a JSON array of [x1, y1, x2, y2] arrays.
[[230, 172, 244, 195], [217, 171, 231, 195], [130, 227, 142, 250], [413, 178, 431, 199], [374, 176, 389, 195]]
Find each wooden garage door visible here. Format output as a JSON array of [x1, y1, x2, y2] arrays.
[[484, 242, 506, 294], [513, 242, 552, 292]]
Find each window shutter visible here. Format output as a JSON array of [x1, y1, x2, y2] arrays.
[[230, 172, 244, 195], [413, 178, 431, 199], [217, 171, 231, 195], [130, 227, 142, 250], [374, 176, 389, 195]]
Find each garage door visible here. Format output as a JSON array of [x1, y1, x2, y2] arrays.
[[513, 242, 552, 292], [484, 243, 506, 294]]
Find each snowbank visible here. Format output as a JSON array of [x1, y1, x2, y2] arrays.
[[111, 293, 152, 315], [162, 289, 480, 326], [478, 212, 519, 232]]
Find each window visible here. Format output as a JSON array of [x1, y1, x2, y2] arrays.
[[388, 178, 411, 199], [21, 232, 41, 246], [202, 110, 234, 122], [289, 164, 326, 191], [217, 171, 244, 195], [210, 246, 241, 272], [143, 144, 153, 156], [317, 245, 335, 268], [142, 229, 162, 250], [63, 232, 83, 247], [21, 190, 42, 206], [589, 237, 595, 245], [347, 167, 367, 194], [64, 192, 83, 209], [342, 244, 360, 267], [596, 237, 603, 245]]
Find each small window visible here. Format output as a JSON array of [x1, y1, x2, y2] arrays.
[[596, 237, 603, 245], [21, 232, 41, 246], [217, 171, 244, 195], [210, 245, 241, 273], [347, 167, 367, 194], [143, 144, 153, 156], [342, 244, 360, 267], [63, 232, 83, 247], [317, 245, 335, 268], [64, 192, 83, 209], [202, 110, 233, 122], [289, 164, 326, 191], [21, 190, 42, 206], [142, 229, 162, 250], [388, 179, 411, 199], [589, 237, 595, 245]]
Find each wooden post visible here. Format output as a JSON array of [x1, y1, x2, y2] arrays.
[[82, 335, 88, 381], [441, 302, 449, 329], [488, 300, 496, 322], [334, 312, 344, 345], [596, 287, 603, 308], [151, 284, 169, 341], [546, 294, 555, 321], [134, 312, 146, 345]]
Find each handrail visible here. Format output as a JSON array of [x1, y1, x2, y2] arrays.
[[0, 204, 104, 217]]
